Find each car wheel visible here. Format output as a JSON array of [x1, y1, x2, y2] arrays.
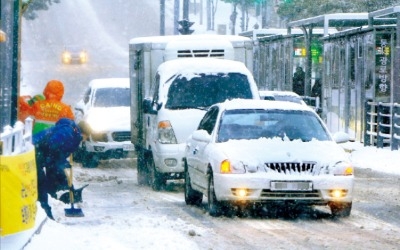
[[81, 152, 99, 168], [208, 172, 222, 217], [329, 202, 352, 217], [148, 156, 165, 191], [184, 163, 203, 206], [137, 150, 149, 186]]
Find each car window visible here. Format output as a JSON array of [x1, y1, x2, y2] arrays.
[[165, 73, 253, 109], [84, 87, 91, 104], [151, 73, 161, 104], [198, 106, 219, 134], [217, 109, 330, 142], [93, 87, 130, 107]]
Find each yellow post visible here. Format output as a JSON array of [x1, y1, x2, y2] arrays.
[[0, 149, 37, 236]]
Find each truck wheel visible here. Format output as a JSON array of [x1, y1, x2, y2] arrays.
[[329, 202, 352, 217], [208, 172, 222, 217], [148, 156, 165, 191], [137, 150, 149, 186], [184, 163, 203, 206], [82, 153, 99, 168]]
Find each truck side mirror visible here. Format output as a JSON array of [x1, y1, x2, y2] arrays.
[[143, 99, 158, 114]]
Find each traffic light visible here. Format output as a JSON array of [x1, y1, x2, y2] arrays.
[[178, 19, 194, 35]]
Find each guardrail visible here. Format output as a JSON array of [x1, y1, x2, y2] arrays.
[[0, 118, 33, 155], [364, 101, 400, 150]]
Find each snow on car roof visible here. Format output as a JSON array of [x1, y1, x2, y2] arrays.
[[129, 34, 251, 45], [217, 98, 312, 112], [259, 90, 301, 97], [157, 58, 251, 78], [88, 78, 129, 89]]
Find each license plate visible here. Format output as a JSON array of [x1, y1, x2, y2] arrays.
[[270, 181, 312, 191], [123, 144, 135, 151]]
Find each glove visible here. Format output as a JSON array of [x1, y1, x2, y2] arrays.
[[58, 184, 89, 204]]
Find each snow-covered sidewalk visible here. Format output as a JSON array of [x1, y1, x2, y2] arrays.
[[1, 207, 47, 250]]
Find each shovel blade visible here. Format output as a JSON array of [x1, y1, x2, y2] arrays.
[[65, 206, 84, 217]]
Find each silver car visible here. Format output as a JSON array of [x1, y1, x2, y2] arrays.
[[184, 99, 353, 217]]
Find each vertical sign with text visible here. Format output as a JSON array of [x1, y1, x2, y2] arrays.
[[375, 33, 392, 102]]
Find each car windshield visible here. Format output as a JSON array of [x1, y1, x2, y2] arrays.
[[93, 87, 130, 107], [217, 109, 330, 142], [165, 73, 253, 109]]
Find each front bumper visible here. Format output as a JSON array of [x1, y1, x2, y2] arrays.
[[151, 142, 186, 176], [213, 172, 354, 205], [83, 140, 134, 158]]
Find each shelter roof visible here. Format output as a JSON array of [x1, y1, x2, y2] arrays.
[[288, 13, 395, 36]]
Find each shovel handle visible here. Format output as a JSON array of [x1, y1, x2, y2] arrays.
[[64, 159, 74, 204]]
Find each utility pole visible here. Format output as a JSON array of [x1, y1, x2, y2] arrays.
[[160, 0, 165, 35], [183, 0, 189, 20], [261, 0, 267, 28], [1, 0, 21, 129], [174, 0, 180, 35], [199, 0, 203, 25], [206, 0, 211, 30]]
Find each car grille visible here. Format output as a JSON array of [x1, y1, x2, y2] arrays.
[[112, 132, 131, 142], [265, 162, 316, 174], [261, 190, 321, 199]]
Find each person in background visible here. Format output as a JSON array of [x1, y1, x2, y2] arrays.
[[33, 118, 83, 220], [311, 78, 322, 98], [293, 66, 305, 96], [31, 79, 75, 134], [18, 94, 45, 122]]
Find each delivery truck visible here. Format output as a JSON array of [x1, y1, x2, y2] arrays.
[[129, 34, 259, 190]]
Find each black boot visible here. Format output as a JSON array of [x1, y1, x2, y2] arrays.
[[41, 202, 55, 220]]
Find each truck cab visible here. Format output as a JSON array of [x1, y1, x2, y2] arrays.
[[129, 35, 258, 190]]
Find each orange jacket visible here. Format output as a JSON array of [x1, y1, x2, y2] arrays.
[[31, 80, 74, 133]]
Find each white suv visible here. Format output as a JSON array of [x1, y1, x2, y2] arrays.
[[74, 78, 134, 168]]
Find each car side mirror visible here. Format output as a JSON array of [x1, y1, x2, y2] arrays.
[[332, 132, 350, 144], [192, 130, 211, 142], [143, 99, 158, 114]]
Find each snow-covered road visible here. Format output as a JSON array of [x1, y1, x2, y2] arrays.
[[22, 147, 400, 250]]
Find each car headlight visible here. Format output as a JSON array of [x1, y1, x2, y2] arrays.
[[158, 120, 177, 144], [79, 51, 88, 63], [220, 160, 245, 174], [62, 51, 71, 63], [331, 161, 353, 176], [86, 114, 111, 132]]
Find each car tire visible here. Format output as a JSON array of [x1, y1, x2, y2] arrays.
[[137, 150, 149, 186], [82, 152, 99, 168], [208, 172, 222, 217], [148, 155, 165, 191], [329, 202, 352, 217], [184, 162, 203, 206]]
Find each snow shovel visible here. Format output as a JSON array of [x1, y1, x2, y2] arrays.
[[64, 167, 84, 217]]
